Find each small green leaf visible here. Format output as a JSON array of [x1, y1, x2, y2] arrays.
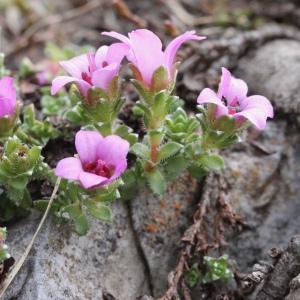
[[63, 204, 89, 235], [130, 143, 149, 159], [85, 201, 112, 222], [146, 169, 166, 195], [199, 154, 225, 171], [214, 115, 236, 132], [157, 142, 182, 162], [188, 164, 208, 180], [131, 79, 153, 104], [164, 155, 189, 180], [184, 264, 200, 288], [151, 66, 169, 92]]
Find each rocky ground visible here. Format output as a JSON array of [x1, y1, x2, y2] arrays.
[[1, 0, 300, 299]]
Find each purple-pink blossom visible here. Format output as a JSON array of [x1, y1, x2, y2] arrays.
[[51, 43, 129, 97], [55, 130, 129, 189], [197, 67, 274, 130], [102, 29, 206, 87], [0, 76, 17, 118]]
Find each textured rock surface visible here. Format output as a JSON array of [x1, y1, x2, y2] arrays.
[[237, 39, 300, 114], [130, 174, 199, 297], [3, 202, 150, 300], [223, 38, 300, 271], [3, 31, 300, 300]]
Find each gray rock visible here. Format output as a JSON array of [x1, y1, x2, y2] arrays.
[[130, 174, 198, 298], [237, 39, 300, 114], [3, 202, 150, 300]]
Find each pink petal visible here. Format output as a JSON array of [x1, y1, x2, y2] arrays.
[[101, 31, 136, 68], [109, 160, 127, 182], [79, 172, 108, 189], [164, 31, 206, 75], [102, 31, 131, 44], [234, 108, 268, 130], [75, 130, 103, 164], [59, 54, 89, 78], [0, 76, 17, 117], [91, 64, 119, 91], [197, 88, 226, 107], [51, 76, 91, 96], [55, 157, 83, 180], [105, 43, 130, 65], [95, 46, 109, 68], [240, 95, 274, 118], [217, 67, 231, 98], [97, 135, 129, 166], [197, 88, 229, 117], [221, 68, 248, 105], [128, 29, 165, 86]]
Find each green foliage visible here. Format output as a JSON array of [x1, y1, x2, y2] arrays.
[[201, 255, 233, 283], [16, 104, 60, 146], [184, 264, 201, 288], [0, 227, 10, 263], [198, 153, 225, 171], [41, 90, 72, 116], [0, 137, 45, 211], [157, 142, 182, 162], [166, 108, 200, 145], [184, 255, 233, 288], [146, 168, 166, 196], [35, 179, 121, 235]]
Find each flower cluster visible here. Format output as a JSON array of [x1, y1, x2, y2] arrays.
[[51, 29, 273, 200], [0, 28, 274, 235]]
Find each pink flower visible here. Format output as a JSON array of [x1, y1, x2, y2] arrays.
[[102, 29, 206, 87], [0, 76, 17, 118], [55, 130, 129, 189], [51, 43, 129, 97], [197, 67, 274, 130]]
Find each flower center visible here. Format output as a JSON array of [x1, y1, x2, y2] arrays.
[[222, 96, 241, 115], [83, 159, 115, 178], [81, 72, 93, 85]]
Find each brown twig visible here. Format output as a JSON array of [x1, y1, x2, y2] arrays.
[[159, 177, 212, 300], [112, 0, 147, 27], [159, 173, 243, 300]]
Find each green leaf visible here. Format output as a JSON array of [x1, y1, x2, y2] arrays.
[[119, 168, 140, 201], [152, 91, 168, 121], [164, 155, 189, 180], [157, 142, 182, 162], [8, 175, 29, 190], [130, 143, 149, 159], [184, 264, 200, 288], [114, 125, 132, 137], [63, 204, 89, 236], [199, 154, 225, 171], [131, 79, 153, 104], [151, 66, 169, 92], [188, 164, 208, 180], [92, 188, 120, 203], [214, 115, 235, 132], [146, 169, 166, 195], [85, 201, 112, 222]]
